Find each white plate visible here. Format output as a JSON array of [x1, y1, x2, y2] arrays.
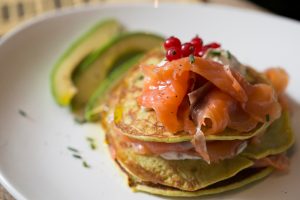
[[0, 3, 299, 200]]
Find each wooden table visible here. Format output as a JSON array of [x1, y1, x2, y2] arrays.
[[0, 0, 264, 199]]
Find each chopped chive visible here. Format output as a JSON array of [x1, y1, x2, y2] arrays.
[[138, 75, 144, 80], [266, 114, 270, 122], [86, 137, 97, 150], [67, 146, 79, 153], [86, 137, 94, 142], [189, 54, 195, 64], [83, 161, 90, 168], [90, 143, 97, 150], [227, 50, 232, 59], [73, 154, 82, 159], [209, 50, 221, 56], [18, 109, 27, 117]]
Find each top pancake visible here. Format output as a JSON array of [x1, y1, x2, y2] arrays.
[[112, 50, 272, 142]]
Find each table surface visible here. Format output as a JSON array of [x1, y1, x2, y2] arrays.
[[0, 0, 263, 199]]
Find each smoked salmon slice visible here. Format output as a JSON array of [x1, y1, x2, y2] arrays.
[[265, 68, 289, 95], [116, 126, 246, 163], [253, 154, 289, 171], [138, 57, 281, 134]]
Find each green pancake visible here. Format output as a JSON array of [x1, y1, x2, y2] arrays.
[[105, 108, 293, 197], [113, 64, 271, 143], [106, 124, 276, 196], [108, 108, 293, 195], [242, 111, 294, 159], [107, 128, 254, 192], [129, 167, 273, 197]]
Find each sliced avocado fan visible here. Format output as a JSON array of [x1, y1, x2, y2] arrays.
[[71, 32, 164, 119], [51, 19, 123, 106]]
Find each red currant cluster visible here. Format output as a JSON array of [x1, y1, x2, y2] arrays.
[[163, 36, 221, 61]]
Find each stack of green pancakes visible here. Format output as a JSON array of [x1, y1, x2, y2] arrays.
[[101, 50, 294, 197]]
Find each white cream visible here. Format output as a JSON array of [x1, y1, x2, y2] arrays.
[[160, 141, 248, 160], [160, 152, 202, 160]]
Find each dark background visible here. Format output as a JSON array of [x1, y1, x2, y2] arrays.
[[250, 0, 300, 21]]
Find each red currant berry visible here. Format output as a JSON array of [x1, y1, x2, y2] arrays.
[[191, 36, 203, 49], [193, 46, 202, 57], [181, 42, 194, 57], [166, 47, 182, 61], [205, 42, 221, 49], [196, 45, 210, 57], [164, 36, 181, 50], [197, 50, 205, 57]]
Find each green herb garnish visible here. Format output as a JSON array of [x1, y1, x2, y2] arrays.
[[227, 50, 232, 59], [189, 54, 195, 64], [266, 114, 270, 122], [86, 137, 97, 150], [90, 143, 97, 150], [73, 154, 82, 159], [83, 161, 90, 168], [138, 75, 144, 80], [67, 146, 79, 153], [18, 109, 27, 118], [209, 50, 221, 56]]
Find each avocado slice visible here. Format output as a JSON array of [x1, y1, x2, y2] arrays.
[[71, 32, 164, 118], [51, 19, 123, 106], [85, 54, 143, 121]]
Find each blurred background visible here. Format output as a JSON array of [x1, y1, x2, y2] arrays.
[[0, 0, 298, 199], [0, 0, 299, 36]]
